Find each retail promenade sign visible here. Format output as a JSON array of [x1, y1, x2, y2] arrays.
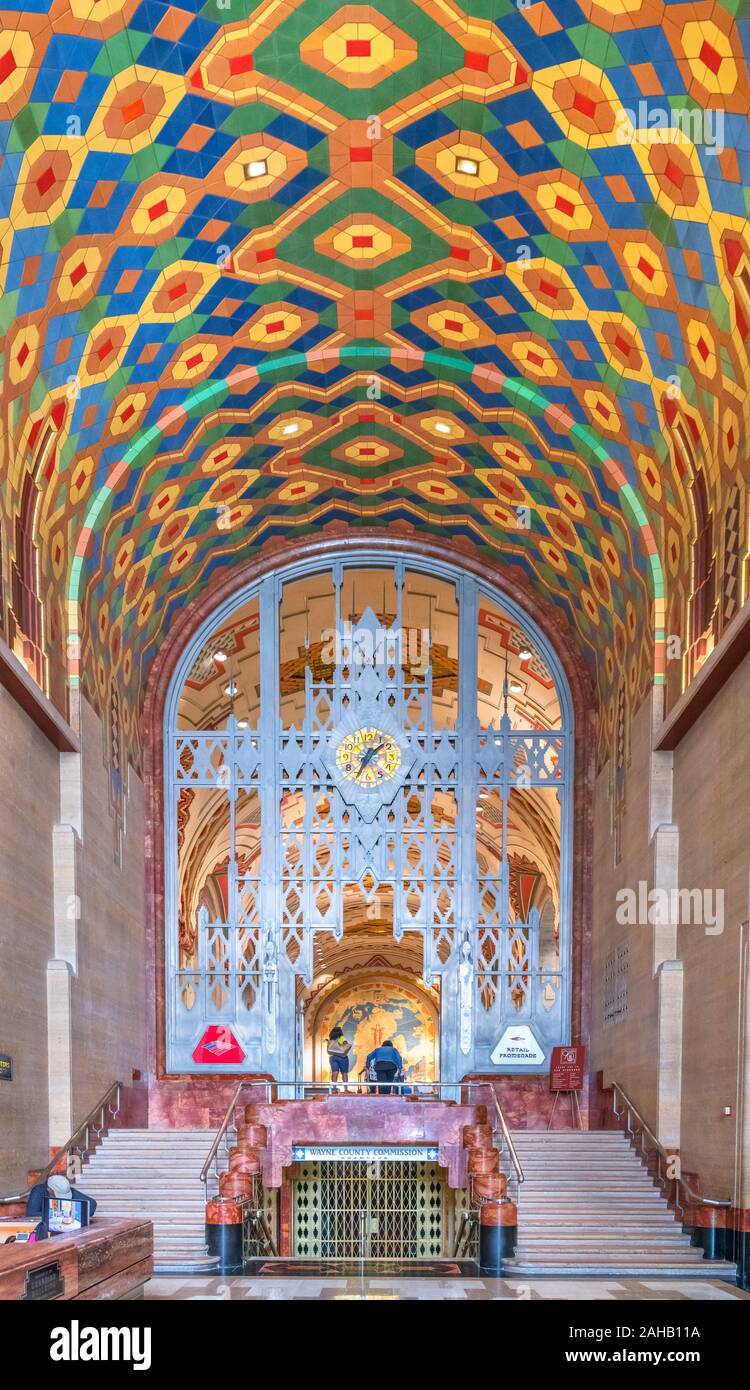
[[291, 1145, 439, 1162], [490, 1025, 545, 1065]]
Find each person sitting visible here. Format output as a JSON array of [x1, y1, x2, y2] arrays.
[[26, 1173, 97, 1239], [366, 1039, 404, 1095], [326, 1025, 352, 1092]]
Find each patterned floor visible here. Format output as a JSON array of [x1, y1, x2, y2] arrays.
[[146, 1275, 749, 1302]]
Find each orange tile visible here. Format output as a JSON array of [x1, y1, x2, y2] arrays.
[[521, 1, 562, 37], [631, 63, 664, 98], [114, 269, 141, 295], [604, 174, 635, 203], [53, 70, 86, 103], [177, 123, 215, 153], [506, 119, 544, 149], [656, 332, 673, 361], [154, 6, 195, 41]]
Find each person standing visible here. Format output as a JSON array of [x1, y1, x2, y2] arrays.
[[365, 1038, 404, 1095], [326, 1025, 352, 1091]]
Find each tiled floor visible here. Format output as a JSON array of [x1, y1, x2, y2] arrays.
[[145, 1274, 749, 1301]]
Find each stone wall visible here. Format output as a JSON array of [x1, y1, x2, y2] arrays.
[[672, 655, 749, 1197], [0, 690, 146, 1193], [592, 657, 750, 1199], [591, 695, 660, 1124], [0, 687, 57, 1192]]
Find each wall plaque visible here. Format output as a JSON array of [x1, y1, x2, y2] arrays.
[[22, 1260, 64, 1301], [292, 1145, 439, 1162], [0, 1055, 11, 1081]]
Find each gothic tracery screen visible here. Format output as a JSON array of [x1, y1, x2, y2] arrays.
[[165, 554, 572, 1081]]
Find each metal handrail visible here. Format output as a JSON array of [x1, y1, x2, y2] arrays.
[[465, 1081, 524, 1186], [0, 1079, 123, 1205], [200, 1081, 245, 1190], [612, 1081, 730, 1210]]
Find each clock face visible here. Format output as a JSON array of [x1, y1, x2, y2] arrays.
[[335, 726, 402, 788]]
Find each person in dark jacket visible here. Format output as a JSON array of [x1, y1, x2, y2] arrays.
[[365, 1039, 404, 1095], [26, 1173, 97, 1238]]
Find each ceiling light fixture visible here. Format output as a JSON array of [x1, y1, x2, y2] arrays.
[[281, 422, 299, 435], [434, 420, 451, 434], [224, 681, 238, 698], [246, 159, 268, 179], [519, 648, 532, 661], [213, 650, 228, 663], [456, 156, 479, 177], [510, 682, 523, 694]]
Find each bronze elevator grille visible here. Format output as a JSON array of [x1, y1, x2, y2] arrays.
[[292, 1160, 445, 1259]]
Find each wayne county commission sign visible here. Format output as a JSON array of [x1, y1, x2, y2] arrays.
[[291, 1145, 440, 1162], [490, 1026, 546, 1066]]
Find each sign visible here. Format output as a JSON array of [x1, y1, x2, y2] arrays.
[[291, 1145, 439, 1162], [490, 1025, 545, 1066], [192, 1026, 246, 1065], [22, 1260, 64, 1301], [550, 1045, 585, 1091], [0, 1055, 12, 1081]]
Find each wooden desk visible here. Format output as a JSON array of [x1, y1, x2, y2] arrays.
[[0, 1217, 153, 1300]]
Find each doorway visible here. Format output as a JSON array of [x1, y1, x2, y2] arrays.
[[291, 1159, 445, 1258]]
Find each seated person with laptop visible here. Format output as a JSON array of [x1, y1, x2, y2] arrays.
[[26, 1173, 97, 1239]]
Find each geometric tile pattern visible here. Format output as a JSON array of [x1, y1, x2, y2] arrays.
[[1, 0, 749, 771]]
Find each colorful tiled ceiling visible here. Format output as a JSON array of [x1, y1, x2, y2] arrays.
[[2, 0, 749, 771]]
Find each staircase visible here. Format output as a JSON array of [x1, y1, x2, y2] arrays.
[[507, 1131, 737, 1278], [80, 1130, 220, 1272]]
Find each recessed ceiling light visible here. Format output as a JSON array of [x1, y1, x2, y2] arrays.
[[510, 682, 523, 694], [213, 649, 228, 663], [224, 681, 238, 698], [434, 420, 451, 434], [246, 159, 268, 179], [456, 156, 479, 177], [238, 719, 249, 729], [281, 422, 299, 435]]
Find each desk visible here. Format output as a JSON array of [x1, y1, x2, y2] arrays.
[[0, 1217, 153, 1300]]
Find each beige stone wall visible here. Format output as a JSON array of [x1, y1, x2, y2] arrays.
[[672, 656, 749, 1197], [591, 694, 661, 1124], [70, 697, 146, 1124], [0, 687, 57, 1191], [592, 656, 750, 1199], [0, 689, 146, 1193]]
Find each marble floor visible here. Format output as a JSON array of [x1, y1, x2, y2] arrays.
[[145, 1274, 749, 1301]]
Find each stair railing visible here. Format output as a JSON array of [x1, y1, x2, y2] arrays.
[[200, 1081, 246, 1197], [0, 1079, 123, 1206], [611, 1081, 731, 1217]]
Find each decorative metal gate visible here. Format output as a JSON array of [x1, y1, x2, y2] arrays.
[[292, 1160, 445, 1259], [165, 552, 573, 1081]]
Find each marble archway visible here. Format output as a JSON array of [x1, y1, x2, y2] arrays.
[[306, 971, 440, 1085]]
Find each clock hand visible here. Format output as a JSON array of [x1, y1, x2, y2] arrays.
[[355, 743, 385, 780]]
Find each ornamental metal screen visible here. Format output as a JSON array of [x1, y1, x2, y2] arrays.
[[292, 1160, 445, 1259], [165, 553, 573, 1083]]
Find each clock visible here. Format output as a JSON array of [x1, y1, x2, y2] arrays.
[[335, 726, 401, 787], [323, 704, 416, 822]]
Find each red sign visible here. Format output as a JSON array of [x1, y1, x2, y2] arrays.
[[550, 1045, 585, 1091], [192, 1026, 246, 1065]]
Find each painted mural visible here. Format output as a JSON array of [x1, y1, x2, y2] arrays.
[[315, 980, 438, 1083]]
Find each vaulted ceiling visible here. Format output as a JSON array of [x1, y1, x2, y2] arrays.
[[2, 0, 749, 770]]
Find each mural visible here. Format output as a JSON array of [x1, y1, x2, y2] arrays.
[[315, 980, 438, 1083]]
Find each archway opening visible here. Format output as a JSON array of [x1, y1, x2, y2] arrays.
[[166, 550, 572, 1085]]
